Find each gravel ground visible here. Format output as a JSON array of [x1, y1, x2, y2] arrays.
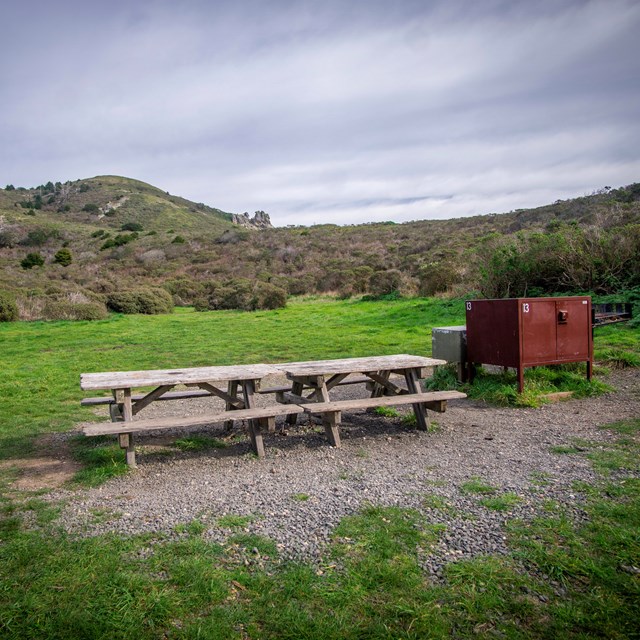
[[51, 369, 639, 575]]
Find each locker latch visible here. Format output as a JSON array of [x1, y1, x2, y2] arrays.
[[557, 309, 568, 324]]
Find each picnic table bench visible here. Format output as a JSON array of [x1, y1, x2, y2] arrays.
[[81, 355, 466, 466]]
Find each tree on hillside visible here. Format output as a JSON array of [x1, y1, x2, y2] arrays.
[[54, 248, 73, 267], [20, 252, 45, 269]]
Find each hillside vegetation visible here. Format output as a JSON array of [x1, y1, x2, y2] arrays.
[[1, 177, 639, 319]]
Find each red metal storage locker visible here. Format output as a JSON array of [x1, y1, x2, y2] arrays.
[[465, 297, 593, 392]]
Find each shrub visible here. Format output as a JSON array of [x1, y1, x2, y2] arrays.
[[5, 184, 15, 191], [42, 300, 108, 321], [100, 233, 137, 250], [15, 292, 108, 321], [82, 203, 99, 212], [163, 277, 205, 306], [54, 248, 73, 266], [368, 269, 403, 297], [418, 261, 461, 296], [0, 229, 16, 248], [0, 291, 18, 322], [172, 235, 186, 244], [22, 227, 57, 246], [106, 288, 174, 315], [253, 281, 287, 310], [121, 222, 143, 232], [20, 252, 45, 269], [203, 279, 287, 311]]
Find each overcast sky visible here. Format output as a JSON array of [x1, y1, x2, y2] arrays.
[[1, 0, 639, 226]]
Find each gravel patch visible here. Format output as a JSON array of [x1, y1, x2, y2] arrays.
[[51, 369, 639, 574]]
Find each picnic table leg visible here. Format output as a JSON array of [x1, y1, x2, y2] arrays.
[[224, 380, 239, 432], [369, 370, 390, 399], [316, 377, 341, 448], [286, 380, 304, 426], [119, 388, 137, 467], [404, 369, 429, 432], [242, 380, 265, 458]]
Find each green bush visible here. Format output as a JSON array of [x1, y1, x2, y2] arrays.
[[20, 252, 45, 269], [253, 281, 287, 310], [22, 227, 58, 246], [54, 248, 73, 267], [42, 300, 108, 321], [100, 232, 137, 251], [121, 222, 143, 232], [82, 203, 99, 212], [0, 291, 18, 322], [172, 235, 186, 244], [163, 278, 205, 306], [106, 288, 174, 315], [202, 279, 287, 311], [368, 269, 403, 297]]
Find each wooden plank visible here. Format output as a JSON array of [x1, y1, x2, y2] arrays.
[[121, 389, 136, 466], [258, 376, 371, 395], [242, 379, 264, 458], [322, 411, 342, 447], [277, 392, 312, 405], [81, 389, 219, 406], [282, 355, 446, 378], [367, 371, 406, 396], [224, 380, 240, 431], [286, 380, 304, 426], [84, 404, 305, 436], [197, 382, 245, 409], [302, 391, 466, 413], [404, 368, 428, 431], [81, 363, 280, 391], [324, 373, 351, 391], [132, 385, 174, 415]]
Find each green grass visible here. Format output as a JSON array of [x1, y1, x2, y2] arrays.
[[0, 298, 638, 638], [69, 436, 128, 487], [479, 492, 523, 512], [429, 363, 612, 408], [460, 477, 498, 495], [173, 436, 227, 452], [291, 493, 310, 502], [373, 406, 400, 418]]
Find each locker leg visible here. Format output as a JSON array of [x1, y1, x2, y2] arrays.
[[517, 368, 524, 394]]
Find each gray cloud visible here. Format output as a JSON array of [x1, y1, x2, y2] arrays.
[[1, 0, 639, 225]]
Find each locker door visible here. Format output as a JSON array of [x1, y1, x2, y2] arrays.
[[556, 299, 590, 359], [521, 299, 557, 363]]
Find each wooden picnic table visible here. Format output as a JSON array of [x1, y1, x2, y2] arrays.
[[81, 363, 283, 465], [80, 355, 465, 465], [276, 355, 447, 447]]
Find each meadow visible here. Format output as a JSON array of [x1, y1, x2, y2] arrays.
[[0, 297, 638, 638]]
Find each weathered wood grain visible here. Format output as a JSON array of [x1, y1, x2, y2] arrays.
[[83, 404, 305, 436], [283, 355, 446, 378], [81, 364, 280, 390], [302, 391, 466, 413]]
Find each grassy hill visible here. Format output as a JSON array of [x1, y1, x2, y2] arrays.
[[1, 177, 639, 319]]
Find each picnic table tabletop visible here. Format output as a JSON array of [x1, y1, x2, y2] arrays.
[[280, 354, 446, 378], [80, 363, 281, 391]]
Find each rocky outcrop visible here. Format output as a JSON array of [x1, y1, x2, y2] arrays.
[[231, 210, 272, 229]]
